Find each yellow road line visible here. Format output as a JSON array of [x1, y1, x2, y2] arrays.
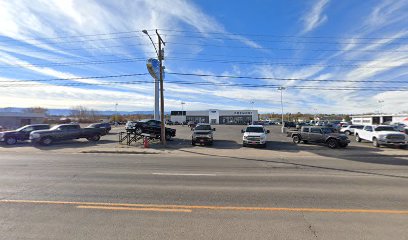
[[76, 205, 192, 213], [1, 199, 408, 215]]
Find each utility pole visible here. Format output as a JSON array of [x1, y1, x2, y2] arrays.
[[278, 87, 285, 133], [250, 101, 255, 124], [115, 103, 118, 125], [156, 30, 166, 146]]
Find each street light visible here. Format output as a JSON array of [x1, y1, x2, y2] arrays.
[[114, 103, 118, 126], [181, 101, 185, 123], [142, 29, 166, 145], [278, 87, 286, 133], [250, 101, 255, 124]]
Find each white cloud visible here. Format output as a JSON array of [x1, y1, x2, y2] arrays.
[[301, 0, 330, 34]]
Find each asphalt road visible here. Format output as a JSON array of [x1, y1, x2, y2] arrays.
[[1, 150, 408, 240]]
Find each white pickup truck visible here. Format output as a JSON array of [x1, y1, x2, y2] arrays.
[[355, 125, 407, 148]]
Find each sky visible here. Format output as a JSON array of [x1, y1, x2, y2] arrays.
[[0, 0, 407, 114]]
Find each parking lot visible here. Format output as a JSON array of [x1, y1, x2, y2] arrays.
[[1, 124, 406, 160]]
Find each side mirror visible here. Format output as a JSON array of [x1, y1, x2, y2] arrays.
[[241, 129, 244, 133], [266, 130, 270, 134], [213, 128, 216, 131]]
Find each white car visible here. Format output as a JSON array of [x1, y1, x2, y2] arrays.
[[340, 125, 364, 135], [241, 125, 269, 148], [355, 125, 408, 148]]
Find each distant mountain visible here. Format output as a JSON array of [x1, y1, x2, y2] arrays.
[[0, 108, 158, 116]]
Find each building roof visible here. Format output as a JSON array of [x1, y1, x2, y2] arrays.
[[0, 112, 46, 118]]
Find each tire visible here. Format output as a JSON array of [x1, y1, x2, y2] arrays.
[[135, 127, 142, 135], [327, 138, 338, 149], [192, 140, 195, 146], [41, 137, 53, 146], [372, 138, 380, 147], [88, 134, 100, 142], [292, 135, 300, 144], [242, 142, 246, 147], [5, 137, 17, 145], [355, 134, 361, 142], [345, 130, 351, 135], [261, 143, 266, 148]]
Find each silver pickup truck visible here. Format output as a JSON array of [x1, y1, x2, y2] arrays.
[[29, 124, 106, 146]]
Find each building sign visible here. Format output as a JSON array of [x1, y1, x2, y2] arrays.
[[234, 111, 252, 115]]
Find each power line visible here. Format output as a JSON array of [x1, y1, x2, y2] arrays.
[[167, 72, 408, 84], [1, 56, 407, 69], [0, 73, 149, 83], [166, 42, 408, 53], [158, 29, 408, 40]]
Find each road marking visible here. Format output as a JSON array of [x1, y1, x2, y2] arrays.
[[77, 205, 192, 213], [152, 173, 217, 176], [2, 199, 408, 215]]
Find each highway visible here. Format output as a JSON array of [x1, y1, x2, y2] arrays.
[[1, 151, 407, 239]]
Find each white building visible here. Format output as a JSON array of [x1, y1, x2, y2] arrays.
[[351, 114, 408, 125], [170, 109, 259, 125]]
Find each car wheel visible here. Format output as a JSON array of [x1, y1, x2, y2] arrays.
[[5, 137, 17, 145], [292, 135, 300, 144], [345, 131, 351, 135], [372, 138, 380, 147], [355, 134, 361, 142], [135, 127, 142, 135], [327, 139, 338, 149], [41, 137, 53, 146], [89, 135, 100, 142]]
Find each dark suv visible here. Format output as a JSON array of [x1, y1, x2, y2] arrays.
[[87, 122, 112, 134], [125, 119, 176, 140], [0, 124, 50, 145]]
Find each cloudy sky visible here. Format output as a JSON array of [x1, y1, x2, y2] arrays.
[[0, 0, 407, 114]]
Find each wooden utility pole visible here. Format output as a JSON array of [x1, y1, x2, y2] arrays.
[[156, 30, 166, 146]]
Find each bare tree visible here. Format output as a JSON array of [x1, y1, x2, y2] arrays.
[[24, 107, 48, 115]]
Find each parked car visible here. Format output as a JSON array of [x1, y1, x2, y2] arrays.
[[187, 121, 197, 129], [284, 122, 296, 128], [125, 119, 176, 140], [291, 126, 350, 149], [191, 124, 216, 146], [0, 124, 50, 145], [29, 124, 106, 146], [339, 125, 364, 135], [241, 125, 270, 148], [355, 125, 407, 148], [166, 120, 174, 125], [87, 122, 112, 134]]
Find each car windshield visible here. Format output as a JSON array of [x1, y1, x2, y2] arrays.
[[15, 126, 28, 131], [375, 126, 397, 131], [246, 127, 264, 133], [50, 125, 61, 130], [88, 124, 97, 127], [195, 125, 211, 130], [322, 128, 334, 134]]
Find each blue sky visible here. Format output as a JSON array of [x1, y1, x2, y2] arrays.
[[0, 0, 407, 114]]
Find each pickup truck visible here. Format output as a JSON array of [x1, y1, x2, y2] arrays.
[[191, 123, 216, 146], [0, 124, 50, 145], [242, 125, 270, 148], [354, 125, 407, 148], [291, 126, 350, 148], [125, 119, 176, 140], [29, 124, 106, 146]]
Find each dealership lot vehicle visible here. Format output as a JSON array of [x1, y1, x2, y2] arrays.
[[87, 122, 112, 134], [291, 126, 350, 148], [340, 125, 364, 135], [0, 124, 50, 145], [355, 125, 408, 148], [242, 125, 269, 148], [29, 124, 106, 146], [191, 123, 216, 146], [125, 119, 176, 140]]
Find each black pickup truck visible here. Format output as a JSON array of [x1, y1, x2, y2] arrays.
[[125, 119, 176, 140], [29, 124, 106, 146], [290, 126, 350, 149], [0, 124, 50, 145]]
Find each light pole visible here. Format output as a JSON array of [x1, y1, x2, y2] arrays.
[[278, 87, 286, 133], [142, 29, 166, 145], [250, 101, 255, 124], [114, 103, 118, 126], [142, 30, 160, 121], [181, 101, 185, 124]]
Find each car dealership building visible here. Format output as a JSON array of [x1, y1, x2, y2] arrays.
[[170, 109, 259, 125]]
